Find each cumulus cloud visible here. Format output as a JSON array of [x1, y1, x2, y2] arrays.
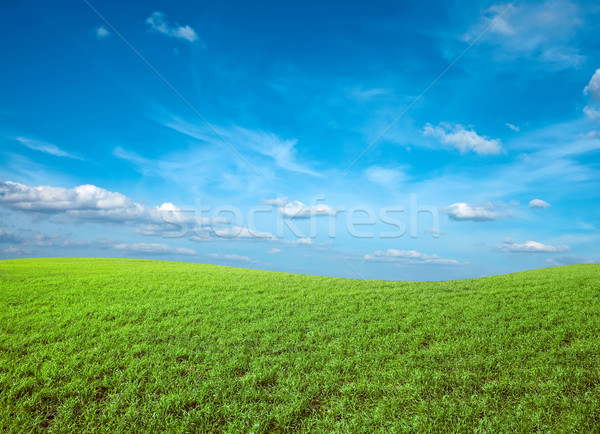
[[262, 197, 336, 219], [442, 202, 505, 221], [16, 137, 83, 160], [583, 106, 600, 121], [584, 69, 600, 100], [423, 123, 503, 155], [529, 199, 550, 208], [114, 242, 197, 255], [498, 239, 569, 253], [280, 201, 336, 219], [95, 26, 110, 40], [0, 180, 193, 228], [364, 249, 460, 265], [583, 69, 600, 120], [146, 11, 198, 43]]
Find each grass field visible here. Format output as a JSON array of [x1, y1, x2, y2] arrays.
[[1, 258, 599, 432]]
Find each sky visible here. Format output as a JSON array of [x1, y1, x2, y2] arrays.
[[1, 0, 599, 280]]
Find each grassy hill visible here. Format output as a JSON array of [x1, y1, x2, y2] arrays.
[[1, 258, 599, 432]]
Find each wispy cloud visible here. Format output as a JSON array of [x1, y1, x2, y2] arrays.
[[365, 166, 406, 187], [462, 0, 584, 69], [208, 253, 253, 262], [146, 11, 199, 43], [423, 123, 503, 155], [0, 228, 20, 243], [261, 197, 289, 207], [506, 123, 520, 132], [498, 238, 569, 253], [547, 254, 599, 266], [166, 119, 321, 176], [529, 199, 550, 208], [114, 242, 197, 255], [1, 246, 31, 255], [210, 226, 274, 240], [364, 249, 460, 265], [0, 228, 90, 249], [348, 87, 389, 101], [16, 137, 83, 160]]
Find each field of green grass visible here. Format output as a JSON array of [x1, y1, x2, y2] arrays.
[[1, 258, 599, 432]]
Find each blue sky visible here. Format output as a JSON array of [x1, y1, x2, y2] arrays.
[[1, 0, 599, 280]]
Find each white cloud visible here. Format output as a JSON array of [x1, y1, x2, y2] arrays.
[[365, 166, 406, 187], [443, 202, 504, 221], [146, 11, 198, 43], [233, 127, 320, 176], [279, 201, 336, 219], [1, 246, 31, 255], [423, 123, 503, 155], [484, 4, 516, 35], [211, 225, 274, 239], [26, 232, 90, 248], [16, 137, 83, 160], [166, 119, 319, 176], [261, 197, 289, 207], [262, 197, 336, 219], [114, 242, 196, 255], [0, 180, 196, 228], [268, 248, 282, 254], [583, 106, 600, 121], [463, 1, 584, 69], [95, 26, 110, 40], [583, 69, 600, 120], [364, 249, 460, 265], [498, 239, 569, 253], [0, 228, 90, 248], [584, 69, 600, 101], [296, 237, 314, 245], [506, 123, 520, 132], [208, 253, 253, 262], [529, 199, 550, 208]]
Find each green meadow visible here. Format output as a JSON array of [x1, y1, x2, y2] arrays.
[[1, 258, 599, 432]]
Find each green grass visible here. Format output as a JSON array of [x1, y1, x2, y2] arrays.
[[1, 258, 599, 432]]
